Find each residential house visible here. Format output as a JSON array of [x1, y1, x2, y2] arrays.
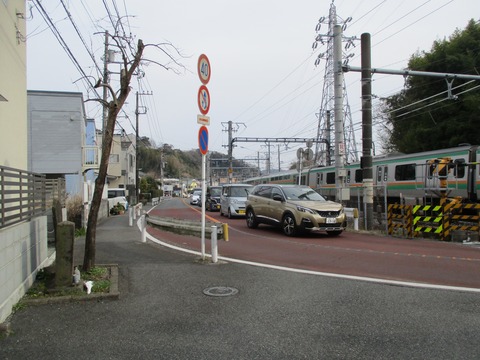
[[98, 131, 137, 204], [27, 90, 99, 194], [27, 90, 103, 226], [0, 0, 50, 324]]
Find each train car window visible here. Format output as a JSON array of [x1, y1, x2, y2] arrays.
[[454, 159, 465, 178], [355, 169, 363, 183], [395, 164, 416, 181], [377, 167, 382, 182], [346, 170, 351, 184], [316, 173, 321, 186], [384, 166, 388, 182], [326, 172, 335, 184]]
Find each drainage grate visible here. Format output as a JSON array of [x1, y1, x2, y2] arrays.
[[203, 286, 239, 297]]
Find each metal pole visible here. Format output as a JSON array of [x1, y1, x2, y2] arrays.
[[333, 25, 346, 202], [211, 225, 218, 263], [141, 212, 146, 243], [102, 31, 109, 142], [135, 91, 139, 205], [361, 32, 374, 230], [326, 110, 331, 166], [228, 121, 233, 184], [201, 154, 206, 259]]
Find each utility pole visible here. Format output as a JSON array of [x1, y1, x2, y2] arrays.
[[333, 24, 348, 202], [228, 121, 233, 183], [361, 33, 373, 230], [277, 145, 281, 171], [102, 31, 109, 141], [311, 3, 358, 165], [135, 91, 152, 204], [222, 121, 245, 183]]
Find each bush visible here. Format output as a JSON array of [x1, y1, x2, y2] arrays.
[[66, 194, 83, 228]]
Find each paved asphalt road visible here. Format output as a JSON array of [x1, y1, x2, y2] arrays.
[[148, 198, 480, 290], [1, 204, 480, 359]]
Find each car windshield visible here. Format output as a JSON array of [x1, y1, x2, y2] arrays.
[[231, 187, 250, 197], [193, 190, 202, 196], [210, 188, 221, 196], [283, 187, 326, 201]]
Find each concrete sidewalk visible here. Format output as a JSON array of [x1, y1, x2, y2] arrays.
[[1, 205, 480, 359]]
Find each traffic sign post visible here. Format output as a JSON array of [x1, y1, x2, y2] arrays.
[[197, 85, 210, 115], [198, 126, 208, 155], [197, 115, 210, 126], [198, 125, 209, 259], [197, 54, 211, 85], [197, 54, 212, 260]]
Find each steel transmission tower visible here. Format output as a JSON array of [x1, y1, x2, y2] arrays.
[[312, 2, 358, 166]]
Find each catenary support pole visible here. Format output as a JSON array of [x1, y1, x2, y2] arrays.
[[361, 32, 374, 230]]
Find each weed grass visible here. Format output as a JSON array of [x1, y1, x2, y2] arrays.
[[24, 265, 111, 299]]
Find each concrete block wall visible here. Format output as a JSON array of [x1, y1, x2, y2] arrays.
[[0, 216, 50, 324]]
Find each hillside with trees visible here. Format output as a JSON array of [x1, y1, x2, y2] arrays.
[[137, 136, 256, 181], [381, 19, 480, 153]]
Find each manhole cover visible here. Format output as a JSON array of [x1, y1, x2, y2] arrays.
[[203, 286, 239, 297]]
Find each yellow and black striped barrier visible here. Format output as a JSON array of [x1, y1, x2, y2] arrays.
[[387, 204, 413, 238], [388, 203, 480, 241]]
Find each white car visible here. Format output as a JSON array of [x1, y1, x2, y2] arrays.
[[190, 190, 202, 206]]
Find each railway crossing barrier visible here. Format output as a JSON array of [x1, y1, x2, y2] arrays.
[[387, 204, 413, 238], [387, 203, 480, 241]]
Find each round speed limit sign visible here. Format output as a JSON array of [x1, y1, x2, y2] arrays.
[[197, 54, 211, 85]]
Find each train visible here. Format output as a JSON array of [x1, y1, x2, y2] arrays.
[[244, 144, 479, 207]]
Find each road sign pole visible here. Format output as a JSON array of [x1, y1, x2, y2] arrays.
[[201, 153, 206, 260]]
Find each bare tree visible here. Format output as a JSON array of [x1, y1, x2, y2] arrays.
[[83, 34, 185, 271]]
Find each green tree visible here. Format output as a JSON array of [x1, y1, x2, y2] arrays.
[[382, 19, 480, 153]]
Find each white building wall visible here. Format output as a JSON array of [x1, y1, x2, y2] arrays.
[[0, 216, 51, 324], [0, 0, 27, 169]]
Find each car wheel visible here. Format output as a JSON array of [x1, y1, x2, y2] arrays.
[[282, 213, 297, 237], [326, 230, 342, 236], [246, 209, 258, 229]]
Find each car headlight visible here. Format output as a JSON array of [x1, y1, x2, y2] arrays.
[[296, 205, 316, 214]]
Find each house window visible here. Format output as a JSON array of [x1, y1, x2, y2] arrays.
[[109, 154, 119, 163]]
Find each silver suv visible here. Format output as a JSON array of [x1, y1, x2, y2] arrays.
[[245, 184, 346, 237]]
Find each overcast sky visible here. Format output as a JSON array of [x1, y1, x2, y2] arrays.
[[26, 0, 479, 170]]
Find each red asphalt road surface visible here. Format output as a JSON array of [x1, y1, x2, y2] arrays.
[[146, 198, 480, 290]]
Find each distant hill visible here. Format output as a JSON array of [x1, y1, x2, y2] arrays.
[[137, 138, 257, 181]]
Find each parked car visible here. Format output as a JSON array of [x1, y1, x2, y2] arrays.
[[190, 189, 202, 206], [107, 188, 128, 211], [245, 184, 346, 237], [220, 184, 253, 218], [206, 186, 222, 211]]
